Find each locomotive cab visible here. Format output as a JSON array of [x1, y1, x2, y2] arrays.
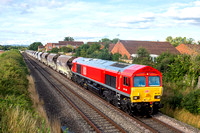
[[121, 65, 163, 115], [131, 75, 163, 115], [131, 74, 162, 103]]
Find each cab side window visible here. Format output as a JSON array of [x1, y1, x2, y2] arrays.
[[123, 77, 130, 86]]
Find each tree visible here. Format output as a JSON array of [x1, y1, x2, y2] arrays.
[[67, 45, 73, 50], [100, 38, 110, 43], [75, 47, 81, 57], [137, 47, 150, 57], [187, 38, 195, 44], [64, 36, 74, 41], [59, 46, 72, 53], [97, 49, 111, 60], [112, 53, 122, 61], [86, 44, 100, 55], [122, 54, 128, 59], [80, 49, 87, 57], [28, 42, 43, 51], [166, 36, 195, 47], [111, 38, 119, 44], [132, 47, 153, 66], [50, 47, 59, 53]]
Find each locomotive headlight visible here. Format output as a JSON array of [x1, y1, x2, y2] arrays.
[[154, 95, 160, 99], [133, 96, 140, 100]]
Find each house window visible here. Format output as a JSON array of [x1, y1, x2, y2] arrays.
[[123, 77, 130, 86]]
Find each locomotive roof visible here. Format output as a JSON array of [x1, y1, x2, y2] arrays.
[[73, 57, 161, 77], [73, 57, 135, 73]]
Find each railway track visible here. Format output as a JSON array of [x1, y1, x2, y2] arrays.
[[24, 53, 183, 133], [135, 117, 183, 133], [24, 53, 126, 133], [40, 60, 183, 133]]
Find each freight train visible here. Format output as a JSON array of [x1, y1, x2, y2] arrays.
[[26, 50, 163, 115]]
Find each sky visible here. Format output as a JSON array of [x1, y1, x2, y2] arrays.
[[0, 0, 200, 45]]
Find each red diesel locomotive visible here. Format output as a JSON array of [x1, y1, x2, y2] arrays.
[[26, 50, 163, 115], [71, 57, 163, 115]]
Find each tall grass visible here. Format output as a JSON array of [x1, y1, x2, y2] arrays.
[[161, 104, 200, 129], [0, 106, 48, 133], [28, 75, 61, 133], [0, 50, 61, 133]]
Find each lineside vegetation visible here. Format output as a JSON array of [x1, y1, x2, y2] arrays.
[[0, 50, 55, 132]]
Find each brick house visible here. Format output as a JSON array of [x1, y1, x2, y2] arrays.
[[111, 40, 179, 61], [44, 41, 84, 52], [38, 46, 45, 51], [176, 44, 200, 55], [45, 43, 58, 51], [57, 41, 83, 49]]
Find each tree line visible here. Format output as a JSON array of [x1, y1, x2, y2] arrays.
[[166, 36, 200, 47]]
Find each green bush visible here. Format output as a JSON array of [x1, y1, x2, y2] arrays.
[[181, 89, 200, 114], [168, 92, 183, 109]]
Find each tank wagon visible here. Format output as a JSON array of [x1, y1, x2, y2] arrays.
[[35, 52, 39, 59], [47, 53, 59, 70], [26, 50, 163, 115], [56, 55, 75, 79], [37, 52, 43, 62], [41, 53, 49, 65]]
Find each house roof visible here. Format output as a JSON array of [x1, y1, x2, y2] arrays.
[[58, 41, 83, 46], [176, 44, 200, 55], [184, 44, 200, 52], [120, 40, 179, 55], [109, 43, 115, 51], [87, 42, 105, 45]]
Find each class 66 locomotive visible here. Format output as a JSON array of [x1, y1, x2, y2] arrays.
[[71, 57, 164, 116], [27, 50, 163, 116]]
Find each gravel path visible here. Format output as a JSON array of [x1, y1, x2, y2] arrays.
[[153, 113, 200, 133]]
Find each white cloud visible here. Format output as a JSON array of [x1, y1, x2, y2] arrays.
[[1, 0, 200, 45]]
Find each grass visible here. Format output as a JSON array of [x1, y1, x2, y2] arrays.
[[161, 104, 200, 129], [0, 51, 61, 133], [27, 75, 61, 133], [1, 106, 42, 133]]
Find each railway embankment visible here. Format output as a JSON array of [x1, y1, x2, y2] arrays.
[[0, 50, 57, 132]]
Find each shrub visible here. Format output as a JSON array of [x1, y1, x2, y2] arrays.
[[181, 89, 200, 114], [168, 92, 183, 109]]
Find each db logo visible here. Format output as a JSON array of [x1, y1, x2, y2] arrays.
[[83, 67, 87, 75], [145, 90, 149, 93]]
